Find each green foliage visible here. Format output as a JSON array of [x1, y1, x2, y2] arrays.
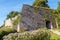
[[53, 10, 60, 19], [52, 10, 60, 27], [0, 27, 16, 40], [50, 32, 60, 40], [38, 27, 48, 30], [7, 11, 19, 19], [51, 1, 60, 28], [33, 0, 49, 9], [3, 30, 50, 40], [57, 1, 60, 10], [13, 13, 20, 25]]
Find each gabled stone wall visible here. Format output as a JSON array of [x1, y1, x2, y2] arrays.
[[20, 4, 56, 30], [20, 4, 47, 31]]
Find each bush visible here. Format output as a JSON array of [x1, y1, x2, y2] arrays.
[[0, 27, 16, 40], [3, 30, 50, 40]]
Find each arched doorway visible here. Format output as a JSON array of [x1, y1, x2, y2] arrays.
[[46, 21, 52, 29]]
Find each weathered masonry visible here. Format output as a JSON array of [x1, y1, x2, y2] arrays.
[[4, 4, 57, 31], [20, 4, 56, 31]]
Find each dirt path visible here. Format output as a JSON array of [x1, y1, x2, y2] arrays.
[[51, 29, 60, 35]]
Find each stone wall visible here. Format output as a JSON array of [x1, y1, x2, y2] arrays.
[[5, 18, 13, 28], [4, 16, 18, 28], [20, 4, 56, 30], [20, 4, 46, 31]]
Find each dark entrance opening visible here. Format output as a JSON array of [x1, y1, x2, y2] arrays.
[[46, 21, 51, 29]]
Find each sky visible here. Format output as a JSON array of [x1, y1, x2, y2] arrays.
[[0, 0, 59, 27]]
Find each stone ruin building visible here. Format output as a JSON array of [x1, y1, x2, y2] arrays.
[[5, 4, 57, 31], [20, 4, 56, 31]]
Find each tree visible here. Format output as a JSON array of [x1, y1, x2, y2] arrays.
[[13, 13, 20, 32], [57, 1, 60, 10], [7, 11, 19, 19], [33, 0, 49, 9], [52, 10, 60, 28]]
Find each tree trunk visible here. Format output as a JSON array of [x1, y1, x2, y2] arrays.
[[55, 18, 58, 29], [17, 23, 20, 32]]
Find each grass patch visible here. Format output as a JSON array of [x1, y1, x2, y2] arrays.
[[38, 28, 60, 40], [38, 27, 48, 30], [50, 31, 60, 40], [1, 26, 60, 40]]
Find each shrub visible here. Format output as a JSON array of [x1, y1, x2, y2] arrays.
[[0, 27, 16, 40], [3, 30, 50, 40]]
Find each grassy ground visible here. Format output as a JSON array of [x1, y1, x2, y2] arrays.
[[1, 27, 60, 40], [50, 32, 60, 40], [39, 28, 60, 40]]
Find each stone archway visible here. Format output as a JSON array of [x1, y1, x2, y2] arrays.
[[46, 21, 53, 29]]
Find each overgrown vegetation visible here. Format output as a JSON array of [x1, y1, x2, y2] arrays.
[[0, 27, 16, 40], [3, 30, 50, 40], [12, 13, 21, 32], [7, 11, 19, 19], [12, 13, 20, 25], [33, 0, 49, 9], [52, 10, 60, 28], [50, 32, 60, 40]]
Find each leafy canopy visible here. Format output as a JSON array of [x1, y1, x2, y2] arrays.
[[52, 10, 60, 20], [33, 0, 49, 9], [7, 11, 19, 19], [57, 1, 60, 10], [13, 13, 20, 25]]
